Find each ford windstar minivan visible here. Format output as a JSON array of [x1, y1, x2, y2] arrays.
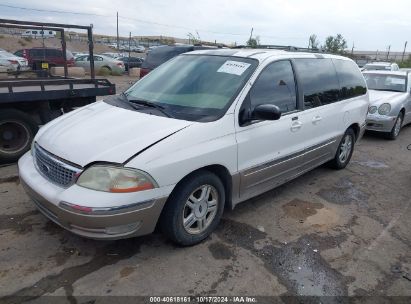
[[19, 49, 369, 245]]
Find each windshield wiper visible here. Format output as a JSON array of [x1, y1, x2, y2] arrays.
[[371, 88, 403, 92], [128, 99, 174, 118]]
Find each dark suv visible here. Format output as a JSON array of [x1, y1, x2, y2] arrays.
[[14, 48, 75, 70], [140, 45, 215, 78]]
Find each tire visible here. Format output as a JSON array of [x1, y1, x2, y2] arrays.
[[160, 170, 225, 246], [385, 112, 403, 140], [328, 128, 355, 170], [0, 109, 38, 163], [98, 66, 112, 76]]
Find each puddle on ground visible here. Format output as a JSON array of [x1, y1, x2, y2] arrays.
[[305, 207, 340, 232], [353, 160, 389, 169], [317, 179, 369, 206], [282, 199, 324, 220], [216, 219, 351, 296], [208, 242, 234, 260], [119, 266, 136, 278]]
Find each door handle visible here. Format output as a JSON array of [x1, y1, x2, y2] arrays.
[[291, 121, 302, 132], [312, 115, 322, 124]]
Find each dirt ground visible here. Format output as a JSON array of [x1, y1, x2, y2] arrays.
[[0, 35, 118, 54], [0, 97, 410, 301]]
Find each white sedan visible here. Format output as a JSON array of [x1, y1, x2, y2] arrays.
[[0, 50, 29, 72], [75, 54, 125, 75]]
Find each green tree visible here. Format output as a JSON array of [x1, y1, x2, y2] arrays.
[[308, 34, 320, 49], [323, 34, 347, 54], [246, 36, 260, 48]]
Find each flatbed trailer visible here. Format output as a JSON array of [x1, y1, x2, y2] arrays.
[[0, 19, 116, 163]]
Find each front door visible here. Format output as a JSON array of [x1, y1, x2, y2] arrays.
[[235, 60, 310, 201]]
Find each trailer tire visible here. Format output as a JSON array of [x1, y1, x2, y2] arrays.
[[0, 109, 38, 163]]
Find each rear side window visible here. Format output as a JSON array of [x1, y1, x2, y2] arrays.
[[142, 46, 193, 70], [332, 59, 367, 99], [29, 49, 46, 57], [250, 60, 297, 113], [46, 49, 63, 57], [294, 58, 340, 109]]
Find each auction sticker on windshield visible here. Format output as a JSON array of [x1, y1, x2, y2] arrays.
[[217, 60, 251, 76]]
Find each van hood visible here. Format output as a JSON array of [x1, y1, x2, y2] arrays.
[[36, 102, 191, 167], [368, 90, 407, 107]]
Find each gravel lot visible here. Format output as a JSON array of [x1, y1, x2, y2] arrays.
[[0, 83, 410, 301]]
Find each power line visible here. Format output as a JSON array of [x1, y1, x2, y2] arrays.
[[0, 4, 105, 16], [0, 3, 247, 37]]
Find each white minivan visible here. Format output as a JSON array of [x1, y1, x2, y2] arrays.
[[19, 49, 369, 245]]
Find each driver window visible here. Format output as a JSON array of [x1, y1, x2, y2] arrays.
[[250, 60, 297, 113]]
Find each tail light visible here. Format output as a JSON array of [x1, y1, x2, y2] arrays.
[[23, 49, 28, 58], [8, 60, 18, 64], [116, 62, 124, 67], [140, 68, 150, 78], [67, 58, 75, 67]]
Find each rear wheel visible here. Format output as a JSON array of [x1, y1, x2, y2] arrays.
[[160, 170, 225, 246], [0, 109, 38, 163], [98, 66, 112, 76], [386, 112, 403, 140], [328, 128, 355, 170]]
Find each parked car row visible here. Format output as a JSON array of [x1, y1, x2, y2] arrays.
[[108, 43, 146, 53]]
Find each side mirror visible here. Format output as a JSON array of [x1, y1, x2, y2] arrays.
[[251, 104, 282, 121]]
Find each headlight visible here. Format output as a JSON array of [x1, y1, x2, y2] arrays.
[[77, 165, 158, 193], [378, 103, 391, 115], [368, 106, 377, 114]]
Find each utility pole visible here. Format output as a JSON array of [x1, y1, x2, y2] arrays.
[[116, 12, 119, 51], [351, 42, 354, 56], [402, 41, 408, 62], [128, 32, 131, 63], [249, 28, 253, 42], [387, 45, 391, 60]]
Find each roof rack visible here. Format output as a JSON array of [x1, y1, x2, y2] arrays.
[[233, 44, 324, 53]]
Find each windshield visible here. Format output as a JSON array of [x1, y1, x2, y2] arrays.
[[364, 74, 406, 92], [124, 55, 258, 121], [364, 64, 390, 71]]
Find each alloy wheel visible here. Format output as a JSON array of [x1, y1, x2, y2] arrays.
[[338, 134, 353, 164], [182, 184, 219, 234]]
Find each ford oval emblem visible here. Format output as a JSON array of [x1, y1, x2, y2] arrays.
[[41, 163, 50, 173]]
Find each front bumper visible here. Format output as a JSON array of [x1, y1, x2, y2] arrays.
[[18, 152, 169, 240], [366, 114, 397, 133]]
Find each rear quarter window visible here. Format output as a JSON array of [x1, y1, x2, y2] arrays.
[[46, 49, 63, 57], [294, 58, 340, 109], [332, 59, 367, 99], [29, 49, 46, 57]]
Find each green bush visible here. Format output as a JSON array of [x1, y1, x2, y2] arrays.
[[23, 37, 32, 42], [397, 55, 411, 68]]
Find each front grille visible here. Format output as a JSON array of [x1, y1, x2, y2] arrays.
[[33, 143, 82, 187]]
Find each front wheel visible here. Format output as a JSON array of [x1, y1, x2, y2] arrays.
[[386, 113, 403, 140], [160, 170, 225, 246], [328, 128, 355, 170]]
